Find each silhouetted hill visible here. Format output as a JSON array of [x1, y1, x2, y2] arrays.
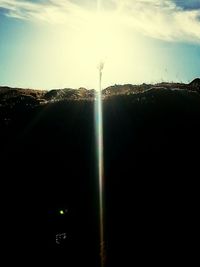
[[1, 78, 199, 105], [43, 87, 94, 101], [0, 78, 199, 266], [189, 78, 200, 90]]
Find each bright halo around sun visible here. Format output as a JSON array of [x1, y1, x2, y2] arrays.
[[66, 11, 128, 86], [78, 12, 123, 63]]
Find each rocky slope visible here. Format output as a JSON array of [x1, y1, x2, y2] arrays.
[[0, 78, 199, 266], [1, 78, 200, 106]]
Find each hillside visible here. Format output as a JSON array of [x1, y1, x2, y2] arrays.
[[1, 79, 200, 106], [0, 79, 199, 266]]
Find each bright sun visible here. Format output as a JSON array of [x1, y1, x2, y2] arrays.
[[63, 11, 132, 88], [39, 8, 146, 89], [74, 12, 124, 63]]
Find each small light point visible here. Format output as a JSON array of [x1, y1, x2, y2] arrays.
[[59, 210, 64, 215]]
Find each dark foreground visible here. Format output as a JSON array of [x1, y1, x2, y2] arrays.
[[0, 84, 199, 266]]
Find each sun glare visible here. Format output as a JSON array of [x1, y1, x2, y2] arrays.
[[33, 7, 150, 89], [78, 13, 123, 63], [64, 11, 130, 87]]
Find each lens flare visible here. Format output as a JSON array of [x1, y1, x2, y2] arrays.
[[59, 209, 64, 215], [95, 61, 105, 267], [95, 2, 105, 266]]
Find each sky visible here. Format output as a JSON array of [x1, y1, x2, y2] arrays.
[[0, 0, 200, 90]]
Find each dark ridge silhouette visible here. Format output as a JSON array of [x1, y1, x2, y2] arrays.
[[0, 79, 199, 266], [1, 78, 199, 104], [189, 78, 200, 90]]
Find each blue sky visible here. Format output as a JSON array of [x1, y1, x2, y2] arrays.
[[174, 0, 200, 10], [0, 0, 200, 89]]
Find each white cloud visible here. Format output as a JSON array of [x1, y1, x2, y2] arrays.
[[0, 0, 87, 24], [113, 0, 200, 43], [0, 0, 200, 43]]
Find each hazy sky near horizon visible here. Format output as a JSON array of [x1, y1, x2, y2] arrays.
[[0, 0, 200, 89]]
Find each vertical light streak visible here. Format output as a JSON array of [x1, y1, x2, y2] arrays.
[[97, 0, 102, 12], [95, 61, 105, 267], [96, 1, 105, 266]]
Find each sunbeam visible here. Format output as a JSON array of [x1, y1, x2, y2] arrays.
[[95, 3, 105, 266], [95, 60, 105, 267]]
